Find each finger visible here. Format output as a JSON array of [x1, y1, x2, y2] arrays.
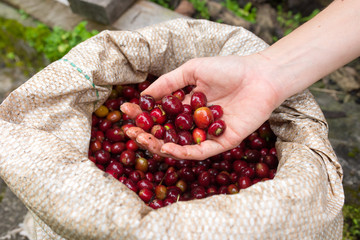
[[133, 131, 175, 158], [182, 94, 192, 105], [125, 127, 147, 149], [142, 59, 201, 99], [120, 102, 142, 119], [161, 140, 228, 161]]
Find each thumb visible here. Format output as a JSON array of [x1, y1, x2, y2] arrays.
[[142, 59, 200, 100]]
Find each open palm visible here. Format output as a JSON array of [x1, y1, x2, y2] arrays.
[[121, 55, 280, 160]]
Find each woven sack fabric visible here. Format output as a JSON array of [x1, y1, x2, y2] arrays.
[[0, 19, 344, 240]]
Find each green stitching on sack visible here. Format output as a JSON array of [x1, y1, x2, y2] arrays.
[[61, 58, 99, 107]]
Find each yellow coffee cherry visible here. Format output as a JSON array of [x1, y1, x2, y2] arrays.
[[94, 105, 109, 118]]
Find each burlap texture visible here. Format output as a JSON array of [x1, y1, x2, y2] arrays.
[[0, 19, 344, 239]]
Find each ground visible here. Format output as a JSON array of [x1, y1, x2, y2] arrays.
[[0, 0, 359, 239]]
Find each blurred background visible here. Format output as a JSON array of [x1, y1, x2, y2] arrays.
[[0, 0, 359, 239]]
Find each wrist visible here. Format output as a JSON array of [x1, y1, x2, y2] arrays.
[[245, 52, 296, 108]]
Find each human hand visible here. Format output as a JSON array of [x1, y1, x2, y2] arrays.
[[121, 55, 283, 160]]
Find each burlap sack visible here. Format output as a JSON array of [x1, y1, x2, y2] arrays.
[[0, 19, 344, 239]]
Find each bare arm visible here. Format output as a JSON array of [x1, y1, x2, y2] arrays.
[[121, 0, 360, 160], [260, 0, 360, 106]]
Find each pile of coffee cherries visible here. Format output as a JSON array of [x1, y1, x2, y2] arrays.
[[88, 76, 278, 209], [136, 90, 226, 145]]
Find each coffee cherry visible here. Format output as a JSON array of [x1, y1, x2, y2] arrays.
[[139, 95, 155, 111], [106, 161, 124, 179], [192, 128, 206, 144], [193, 107, 214, 129], [216, 172, 230, 186], [149, 199, 164, 209], [178, 131, 193, 146], [250, 136, 267, 149], [269, 169, 276, 179], [207, 186, 218, 196], [163, 197, 176, 206], [94, 105, 109, 118], [238, 176, 252, 189], [99, 119, 112, 132], [229, 172, 239, 183], [264, 155, 278, 169], [179, 167, 196, 182], [183, 85, 195, 94], [138, 80, 151, 92], [90, 140, 102, 152], [150, 125, 165, 139], [241, 167, 256, 179], [139, 188, 154, 203], [164, 129, 179, 144], [227, 184, 239, 194], [167, 186, 182, 200], [145, 172, 154, 182], [164, 157, 176, 166], [198, 171, 211, 187], [154, 171, 165, 183], [209, 105, 223, 120], [137, 179, 154, 191], [244, 149, 261, 163], [135, 157, 148, 172], [231, 148, 244, 160], [122, 86, 137, 100], [269, 147, 277, 157], [258, 122, 274, 140], [126, 139, 139, 151], [191, 92, 207, 110], [219, 185, 228, 194], [95, 150, 111, 165], [111, 142, 125, 154], [161, 95, 184, 116], [106, 110, 122, 123], [164, 172, 179, 186], [191, 186, 206, 199], [150, 107, 167, 125], [208, 120, 226, 137], [106, 128, 125, 142], [155, 185, 167, 200], [102, 140, 112, 152], [175, 159, 193, 169], [172, 89, 185, 101], [135, 112, 154, 132], [182, 104, 192, 115], [255, 163, 270, 178], [220, 160, 232, 172], [129, 170, 142, 183], [124, 179, 138, 193], [175, 113, 193, 131], [120, 150, 136, 166], [233, 160, 248, 174], [175, 180, 187, 192]]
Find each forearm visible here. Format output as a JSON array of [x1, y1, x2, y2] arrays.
[[259, 0, 360, 105]]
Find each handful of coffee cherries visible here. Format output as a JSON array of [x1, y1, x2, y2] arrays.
[[88, 76, 278, 209]]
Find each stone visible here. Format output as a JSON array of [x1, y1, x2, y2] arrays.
[[68, 0, 136, 25], [252, 4, 282, 44], [288, 0, 331, 15], [112, 1, 189, 31], [310, 85, 360, 205], [329, 67, 360, 93], [4, 0, 108, 31], [0, 179, 29, 240], [207, 0, 251, 29], [175, 0, 195, 17]]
